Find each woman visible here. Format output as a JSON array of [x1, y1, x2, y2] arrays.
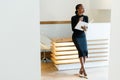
[[71, 4, 88, 79]]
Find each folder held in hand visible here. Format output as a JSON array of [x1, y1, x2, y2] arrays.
[[75, 21, 88, 31]]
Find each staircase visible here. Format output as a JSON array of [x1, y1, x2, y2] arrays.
[[51, 38, 109, 70]]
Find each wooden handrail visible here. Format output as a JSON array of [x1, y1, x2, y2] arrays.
[[40, 21, 71, 24]]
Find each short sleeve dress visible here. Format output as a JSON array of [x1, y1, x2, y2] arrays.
[[71, 14, 88, 58]]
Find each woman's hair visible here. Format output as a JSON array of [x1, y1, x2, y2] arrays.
[[75, 4, 83, 15]]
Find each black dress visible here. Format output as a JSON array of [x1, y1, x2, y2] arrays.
[[71, 15, 88, 58]]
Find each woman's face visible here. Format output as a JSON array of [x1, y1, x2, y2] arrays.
[[77, 5, 84, 14]]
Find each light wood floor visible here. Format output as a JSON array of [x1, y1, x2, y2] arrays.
[[41, 62, 108, 80]]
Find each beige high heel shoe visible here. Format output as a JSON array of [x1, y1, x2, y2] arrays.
[[79, 68, 84, 77], [83, 69, 88, 79]]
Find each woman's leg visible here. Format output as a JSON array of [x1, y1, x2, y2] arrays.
[[83, 57, 87, 76], [79, 57, 84, 74], [79, 57, 87, 77], [83, 57, 86, 63]]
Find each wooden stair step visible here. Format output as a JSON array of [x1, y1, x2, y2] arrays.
[[51, 57, 108, 65]]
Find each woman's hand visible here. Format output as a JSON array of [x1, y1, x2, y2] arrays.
[[81, 26, 88, 31], [79, 17, 83, 21]]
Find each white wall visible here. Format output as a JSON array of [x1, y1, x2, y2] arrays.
[[40, 23, 111, 49], [40, 0, 90, 21], [40, 24, 72, 39], [0, 0, 40, 80], [109, 0, 120, 80]]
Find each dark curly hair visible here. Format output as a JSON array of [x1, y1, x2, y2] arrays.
[[75, 4, 82, 15]]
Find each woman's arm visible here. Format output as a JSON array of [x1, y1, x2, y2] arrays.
[[82, 16, 89, 31], [71, 16, 76, 31], [84, 16, 89, 23]]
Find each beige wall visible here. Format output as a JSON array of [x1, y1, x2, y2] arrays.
[[40, 0, 111, 22], [40, 0, 90, 21], [90, 0, 111, 9], [90, 10, 111, 22]]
